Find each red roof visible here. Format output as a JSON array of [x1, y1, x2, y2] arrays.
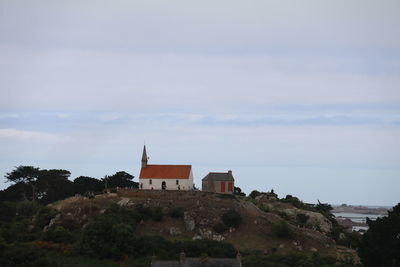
[[139, 165, 192, 179]]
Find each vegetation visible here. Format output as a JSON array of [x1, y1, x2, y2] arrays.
[[212, 222, 228, 234], [221, 208, 242, 228], [358, 203, 400, 267], [169, 207, 184, 218], [249, 190, 262, 199], [0, 165, 384, 266], [272, 221, 291, 238], [0, 166, 137, 204], [233, 186, 246, 196]]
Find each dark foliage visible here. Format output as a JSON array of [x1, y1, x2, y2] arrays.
[[358, 203, 400, 267], [42, 225, 74, 244], [104, 171, 138, 189], [35, 206, 59, 229], [212, 222, 228, 233], [0, 243, 59, 267], [222, 209, 242, 228], [296, 213, 309, 225], [249, 190, 261, 199], [151, 207, 163, 221], [1, 166, 138, 204], [233, 186, 246, 196], [272, 221, 291, 238], [73, 176, 104, 195], [36, 169, 74, 205], [0, 182, 31, 202], [169, 207, 184, 218], [5, 166, 40, 201], [80, 215, 136, 259]]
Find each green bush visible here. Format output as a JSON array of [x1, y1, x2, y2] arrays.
[[43, 225, 74, 244], [296, 213, 309, 225], [272, 221, 291, 238], [0, 243, 59, 267], [212, 222, 228, 234], [16, 201, 42, 219], [0, 201, 16, 222], [80, 215, 135, 259], [134, 203, 153, 220], [151, 207, 163, 221], [2, 220, 37, 242], [249, 190, 262, 199], [169, 207, 184, 218], [35, 206, 58, 229], [221, 209, 242, 228]]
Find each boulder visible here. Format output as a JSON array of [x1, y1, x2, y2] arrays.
[[169, 227, 182, 236], [184, 212, 196, 231]]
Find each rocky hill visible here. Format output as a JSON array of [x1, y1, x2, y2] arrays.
[[49, 190, 358, 263]]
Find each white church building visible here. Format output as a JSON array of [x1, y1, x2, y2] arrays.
[[139, 146, 194, 190]]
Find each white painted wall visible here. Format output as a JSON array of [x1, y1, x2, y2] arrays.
[[139, 169, 194, 190]]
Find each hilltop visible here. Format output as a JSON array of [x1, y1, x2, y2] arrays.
[[49, 190, 358, 263]]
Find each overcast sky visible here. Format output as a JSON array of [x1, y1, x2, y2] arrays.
[[1, 0, 399, 206]]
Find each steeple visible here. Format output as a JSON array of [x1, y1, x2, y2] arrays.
[[141, 145, 148, 168]]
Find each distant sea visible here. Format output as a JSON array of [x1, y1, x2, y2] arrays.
[[332, 212, 383, 223]]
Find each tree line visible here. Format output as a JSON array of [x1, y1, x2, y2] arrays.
[[0, 166, 138, 204]]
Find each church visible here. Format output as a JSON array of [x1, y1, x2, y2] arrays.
[[138, 146, 194, 190]]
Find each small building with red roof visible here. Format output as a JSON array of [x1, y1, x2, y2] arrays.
[[138, 146, 194, 190]]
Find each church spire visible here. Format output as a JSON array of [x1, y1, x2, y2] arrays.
[[141, 145, 148, 168]]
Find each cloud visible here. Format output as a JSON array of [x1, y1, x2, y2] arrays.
[[0, 128, 63, 142]]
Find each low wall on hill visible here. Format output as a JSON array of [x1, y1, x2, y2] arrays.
[[116, 188, 213, 200]]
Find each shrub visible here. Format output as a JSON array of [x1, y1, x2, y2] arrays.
[[0, 201, 16, 222], [249, 190, 261, 199], [80, 215, 135, 259], [16, 201, 42, 219], [35, 206, 58, 229], [0, 243, 59, 267], [43, 225, 74, 244], [212, 223, 228, 234], [221, 209, 242, 228], [134, 203, 153, 220], [272, 221, 291, 238], [258, 203, 270, 213], [169, 207, 184, 218], [296, 213, 309, 225], [151, 207, 163, 221]]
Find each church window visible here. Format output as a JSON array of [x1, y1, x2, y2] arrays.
[[176, 180, 179, 185], [149, 179, 152, 185]]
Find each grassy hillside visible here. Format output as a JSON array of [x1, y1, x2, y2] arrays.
[[0, 190, 361, 266]]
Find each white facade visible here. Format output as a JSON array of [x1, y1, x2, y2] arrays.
[[139, 169, 194, 190]]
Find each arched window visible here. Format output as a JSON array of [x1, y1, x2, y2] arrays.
[[149, 179, 152, 185], [176, 180, 179, 185]]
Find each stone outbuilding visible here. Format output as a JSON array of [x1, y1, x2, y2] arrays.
[[201, 170, 235, 194]]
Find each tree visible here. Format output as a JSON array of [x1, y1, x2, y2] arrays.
[[104, 171, 138, 188], [249, 190, 261, 199], [0, 182, 31, 202], [36, 169, 74, 204], [358, 203, 400, 267], [73, 176, 103, 194], [5, 166, 40, 201], [233, 186, 246, 196], [221, 209, 242, 228]]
